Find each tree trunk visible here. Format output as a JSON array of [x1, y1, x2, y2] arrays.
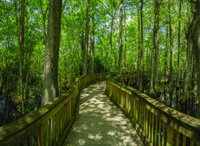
[[137, 0, 144, 90], [118, 0, 123, 73], [80, 33, 85, 75], [90, 12, 95, 74], [123, 6, 127, 70], [150, 0, 160, 96], [39, 0, 48, 44], [164, 25, 169, 101], [168, 1, 174, 107], [18, 0, 25, 115], [42, 0, 62, 105], [83, 0, 90, 75], [176, 0, 182, 109], [110, 14, 117, 68]]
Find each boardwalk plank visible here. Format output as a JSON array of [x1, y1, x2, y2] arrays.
[[62, 82, 143, 146]]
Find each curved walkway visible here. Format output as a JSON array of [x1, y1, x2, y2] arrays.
[[63, 82, 143, 146]]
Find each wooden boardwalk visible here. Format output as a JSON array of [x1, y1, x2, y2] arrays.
[[62, 82, 143, 146]]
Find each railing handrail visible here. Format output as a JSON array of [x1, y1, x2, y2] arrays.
[[106, 79, 200, 146], [112, 79, 200, 129], [0, 73, 109, 146]]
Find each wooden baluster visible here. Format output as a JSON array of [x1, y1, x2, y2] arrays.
[[125, 94, 127, 110], [140, 102, 143, 131], [175, 132, 180, 146], [154, 114, 158, 146], [152, 113, 155, 144], [144, 104, 146, 133], [151, 113, 155, 144], [166, 126, 174, 146], [133, 97, 135, 120], [41, 124, 44, 146], [137, 99, 138, 123], [164, 122, 167, 146], [37, 128, 41, 146], [49, 118, 52, 146], [190, 139, 196, 146], [131, 97, 134, 118], [23, 138, 28, 146], [56, 112, 59, 142], [145, 109, 149, 139], [138, 101, 141, 128], [136, 99, 138, 123], [128, 94, 130, 113], [143, 106, 146, 136], [158, 119, 162, 146], [182, 135, 187, 146], [149, 111, 152, 143]]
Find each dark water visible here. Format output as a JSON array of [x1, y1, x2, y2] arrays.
[[0, 100, 5, 113], [0, 98, 17, 126]]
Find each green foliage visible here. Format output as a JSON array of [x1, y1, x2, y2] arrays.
[[0, 0, 198, 123]]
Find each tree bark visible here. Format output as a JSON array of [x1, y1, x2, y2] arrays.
[[123, 7, 127, 69], [164, 25, 169, 102], [118, 0, 124, 73], [137, 0, 144, 90], [42, 0, 62, 105], [150, 0, 160, 96], [168, 1, 174, 107], [18, 0, 26, 115], [83, 0, 90, 75], [90, 12, 95, 74], [110, 13, 117, 68], [38, 0, 48, 44], [80, 33, 85, 75], [176, 0, 182, 109]]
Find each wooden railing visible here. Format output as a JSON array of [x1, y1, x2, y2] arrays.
[[0, 73, 109, 146], [105, 79, 200, 146]]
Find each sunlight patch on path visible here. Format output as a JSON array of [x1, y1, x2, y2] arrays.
[[63, 82, 143, 146]]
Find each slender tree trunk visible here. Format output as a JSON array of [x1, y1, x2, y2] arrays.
[[140, 0, 144, 88], [83, 0, 90, 75], [90, 13, 95, 74], [42, 0, 62, 105], [123, 7, 127, 69], [80, 33, 85, 75], [3, 15, 11, 122], [110, 15, 113, 61], [164, 25, 169, 102], [39, 0, 48, 44], [137, 0, 144, 90], [176, 0, 182, 109], [110, 14, 117, 68], [168, 1, 174, 107], [150, 0, 160, 96], [18, 0, 25, 115], [118, 0, 124, 73], [110, 0, 117, 69], [137, 6, 141, 88]]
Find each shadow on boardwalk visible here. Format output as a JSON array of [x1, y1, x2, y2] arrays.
[[63, 82, 143, 146]]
